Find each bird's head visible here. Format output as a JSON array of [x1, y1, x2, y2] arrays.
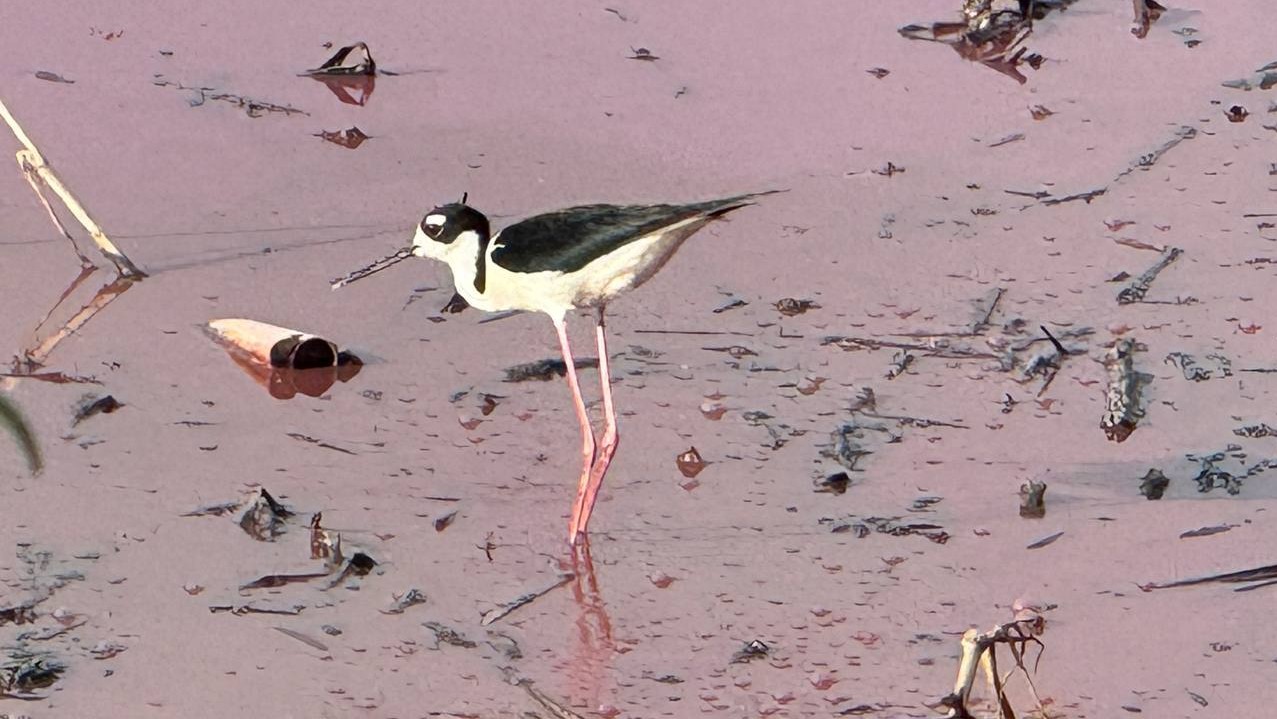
[[412, 202, 491, 260]]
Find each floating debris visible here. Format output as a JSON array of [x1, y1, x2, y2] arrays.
[[866, 67, 890, 79], [1018, 481, 1047, 518], [1180, 525, 1232, 539], [730, 639, 770, 664], [886, 350, 914, 379], [1026, 531, 1064, 550], [676, 447, 707, 478], [434, 511, 458, 532], [1100, 338, 1149, 443], [205, 319, 363, 400], [315, 126, 370, 149], [775, 297, 820, 316], [899, 1, 1075, 85], [72, 393, 122, 426], [1225, 105, 1249, 123], [628, 47, 659, 61], [34, 70, 74, 84], [1139, 469, 1169, 499], [1235, 423, 1277, 438], [815, 471, 851, 495], [305, 41, 377, 76], [239, 488, 293, 541]]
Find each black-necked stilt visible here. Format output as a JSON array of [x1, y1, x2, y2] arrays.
[[334, 190, 779, 544]]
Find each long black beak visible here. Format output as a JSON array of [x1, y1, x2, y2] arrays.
[[330, 247, 413, 290]]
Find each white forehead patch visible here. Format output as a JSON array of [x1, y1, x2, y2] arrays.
[[425, 213, 446, 227]]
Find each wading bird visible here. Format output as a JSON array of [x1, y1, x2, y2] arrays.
[[333, 191, 777, 544]]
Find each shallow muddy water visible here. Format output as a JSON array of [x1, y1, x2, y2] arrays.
[[2, 1, 1276, 716]]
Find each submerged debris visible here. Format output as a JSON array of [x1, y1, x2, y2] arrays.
[[382, 588, 428, 615], [1144, 562, 1277, 592], [0, 653, 64, 698], [423, 621, 477, 650], [775, 297, 820, 316], [1100, 338, 1149, 443], [1139, 468, 1170, 499], [1165, 352, 1231, 381], [1185, 450, 1257, 495], [1222, 61, 1277, 92], [829, 515, 949, 544], [503, 357, 599, 382], [153, 77, 307, 117], [1117, 247, 1183, 304], [481, 574, 574, 626], [824, 423, 875, 472]]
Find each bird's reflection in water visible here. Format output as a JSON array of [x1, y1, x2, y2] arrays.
[[557, 539, 616, 711]]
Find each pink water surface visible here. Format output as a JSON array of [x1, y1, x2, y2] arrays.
[[2, 1, 1276, 716]]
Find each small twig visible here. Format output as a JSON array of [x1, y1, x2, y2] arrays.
[[519, 680, 587, 719], [1118, 247, 1183, 304], [967, 288, 1005, 335], [480, 573, 574, 626], [1040, 187, 1106, 206], [634, 328, 753, 337]]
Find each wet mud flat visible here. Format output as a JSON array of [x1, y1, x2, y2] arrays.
[[2, 0, 1277, 716]]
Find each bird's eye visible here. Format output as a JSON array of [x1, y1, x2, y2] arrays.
[[420, 214, 446, 239]]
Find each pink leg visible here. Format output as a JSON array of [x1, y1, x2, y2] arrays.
[[556, 318, 598, 544], [571, 309, 619, 544]]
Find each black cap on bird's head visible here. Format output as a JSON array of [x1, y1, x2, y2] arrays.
[[413, 201, 490, 256]]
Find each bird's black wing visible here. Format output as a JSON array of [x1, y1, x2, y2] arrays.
[[490, 193, 770, 274]]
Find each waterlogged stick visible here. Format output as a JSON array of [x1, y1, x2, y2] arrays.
[[0, 97, 144, 278], [940, 610, 1047, 719]]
